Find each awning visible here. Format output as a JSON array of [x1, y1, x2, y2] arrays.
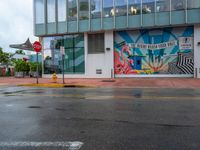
[[9, 38, 33, 51]]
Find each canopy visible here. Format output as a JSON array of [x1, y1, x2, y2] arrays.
[[9, 38, 33, 51]]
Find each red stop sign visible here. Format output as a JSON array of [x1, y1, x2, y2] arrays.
[[33, 41, 42, 53]]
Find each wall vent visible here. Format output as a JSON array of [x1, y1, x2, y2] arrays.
[[96, 69, 102, 74]]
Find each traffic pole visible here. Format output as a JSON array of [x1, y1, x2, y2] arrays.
[[36, 52, 39, 84], [62, 54, 65, 84]]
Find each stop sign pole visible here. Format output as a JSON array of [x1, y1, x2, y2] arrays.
[[33, 41, 42, 84]]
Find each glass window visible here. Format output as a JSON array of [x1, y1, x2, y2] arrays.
[[35, 0, 45, 24], [68, 0, 78, 21], [43, 37, 62, 74], [156, 0, 170, 12], [142, 0, 155, 14], [187, 0, 200, 9], [103, 0, 113, 17], [171, 0, 186, 11], [58, 0, 66, 22], [91, 0, 102, 18], [115, 0, 127, 17], [79, 0, 89, 20], [47, 0, 56, 23], [88, 33, 104, 54], [129, 0, 141, 15]]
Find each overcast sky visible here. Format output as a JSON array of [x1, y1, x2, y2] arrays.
[[0, 0, 37, 53]]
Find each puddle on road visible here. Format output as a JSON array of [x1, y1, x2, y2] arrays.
[[28, 106, 42, 109]]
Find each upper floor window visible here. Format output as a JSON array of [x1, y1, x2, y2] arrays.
[[129, 0, 141, 15], [91, 0, 102, 18], [35, 0, 45, 24], [187, 0, 200, 9], [115, 0, 127, 17], [142, 0, 155, 14], [58, 0, 66, 22], [103, 0, 113, 17], [47, 0, 56, 23], [79, 0, 89, 20], [156, 0, 170, 12], [171, 0, 186, 11], [68, 0, 78, 21]]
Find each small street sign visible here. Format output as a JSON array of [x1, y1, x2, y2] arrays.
[[33, 41, 42, 53]]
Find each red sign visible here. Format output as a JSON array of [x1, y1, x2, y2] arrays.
[[33, 41, 42, 53]]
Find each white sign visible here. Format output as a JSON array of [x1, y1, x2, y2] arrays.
[[128, 40, 178, 50], [60, 46, 65, 55], [179, 37, 193, 50]]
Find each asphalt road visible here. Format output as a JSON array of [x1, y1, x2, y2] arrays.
[[0, 86, 200, 150]]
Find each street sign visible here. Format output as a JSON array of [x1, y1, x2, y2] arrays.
[[60, 46, 65, 55], [33, 41, 42, 53]]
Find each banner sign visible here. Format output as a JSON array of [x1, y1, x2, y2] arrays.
[[179, 37, 193, 50], [128, 40, 178, 50]]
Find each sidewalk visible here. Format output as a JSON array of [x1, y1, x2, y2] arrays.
[[0, 77, 200, 88]]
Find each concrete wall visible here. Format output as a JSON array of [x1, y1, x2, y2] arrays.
[[85, 31, 114, 78], [194, 24, 200, 78]]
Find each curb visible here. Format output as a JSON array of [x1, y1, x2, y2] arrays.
[[18, 83, 93, 88]]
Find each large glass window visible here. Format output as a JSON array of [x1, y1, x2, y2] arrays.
[[187, 0, 200, 9], [35, 0, 45, 24], [47, 0, 56, 23], [58, 0, 66, 22], [142, 0, 155, 14], [43, 35, 85, 74], [63, 35, 85, 73], [68, 0, 78, 21], [79, 0, 89, 20], [156, 0, 170, 12], [115, 0, 127, 17], [91, 0, 102, 18], [129, 0, 141, 15], [171, 0, 186, 11], [103, 0, 113, 17], [43, 37, 62, 74]]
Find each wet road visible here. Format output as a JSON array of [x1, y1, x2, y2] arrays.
[[0, 86, 200, 150]]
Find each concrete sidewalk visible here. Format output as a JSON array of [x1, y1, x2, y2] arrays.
[[0, 77, 200, 88]]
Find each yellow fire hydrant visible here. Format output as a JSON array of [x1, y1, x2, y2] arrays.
[[52, 73, 57, 83]]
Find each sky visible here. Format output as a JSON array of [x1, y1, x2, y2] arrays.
[[0, 0, 37, 53]]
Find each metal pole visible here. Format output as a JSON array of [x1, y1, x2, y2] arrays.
[[62, 54, 65, 84], [36, 52, 39, 84]]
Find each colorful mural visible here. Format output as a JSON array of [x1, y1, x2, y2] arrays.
[[114, 26, 194, 75]]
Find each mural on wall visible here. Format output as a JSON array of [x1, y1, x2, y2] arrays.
[[114, 26, 194, 75]]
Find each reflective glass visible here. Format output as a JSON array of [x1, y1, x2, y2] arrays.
[[58, 0, 66, 22], [68, 0, 78, 21], [43, 37, 62, 74], [35, 0, 45, 24], [79, 0, 89, 20], [142, 0, 155, 13], [187, 0, 200, 9], [47, 0, 56, 23], [115, 0, 127, 16], [43, 35, 85, 74], [91, 0, 102, 18], [156, 0, 170, 12], [103, 0, 113, 17], [171, 0, 186, 11], [129, 0, 141, 15]]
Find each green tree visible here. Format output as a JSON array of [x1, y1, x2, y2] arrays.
[[15, 50, 25, 55], [0, 47, 11, 66]]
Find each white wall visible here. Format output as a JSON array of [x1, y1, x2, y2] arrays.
[[85, 31, 114, 78], [194, 25, 200, 78]]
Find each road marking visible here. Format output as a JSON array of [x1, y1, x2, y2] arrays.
[[0, 141, 83, 150]]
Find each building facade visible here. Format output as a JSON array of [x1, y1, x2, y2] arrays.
[[34, 0, 200, 78]]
